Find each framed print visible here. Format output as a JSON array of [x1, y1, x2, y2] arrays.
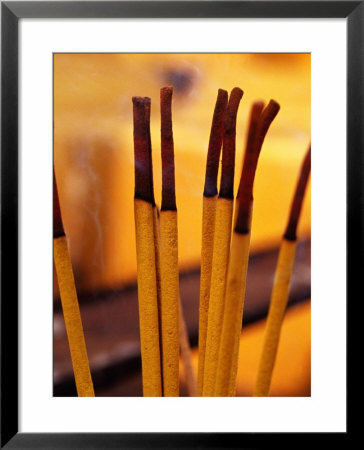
[[1, 1, 359, 447]]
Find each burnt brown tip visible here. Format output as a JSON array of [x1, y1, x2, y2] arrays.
[[161, 86, 176, 211], [284, 144, 311, 241], [219, 87, 244, 200], [203, 89, 228, 197], [235, 101, 265, 234], [133, 96, 154, 204], [144, 97, 156, 207], [235, 100, 280, 233], [254, 99, 280, 151], [54, 170, 65, 238]]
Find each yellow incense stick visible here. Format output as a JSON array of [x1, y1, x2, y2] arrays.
[[154, 205, 195, 397], [153, 207, 162, 317], [53, 172, 94, 397], [153, 206, 161, 309], [145, 97, 165, 395], [159, 211, 179, 396], [159, 87, 179, 396], [152, 205, 164, 394], [203, 87, 243, 396], [134, 200, 162, 396], [198, 89, 228, 395], [154, 204, 195, 398], [215, 100, 280, 396], [254, 239, 297, 396], [133, 97, 162, 396], [254, 145, 311, 397]]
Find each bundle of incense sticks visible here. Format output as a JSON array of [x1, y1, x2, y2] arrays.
[[215, 99, 280, 397], [132, 86, 312, 397], [54, 170, 94, 397], [132, 87, 196, 396], [198, 88, 281, 396], [131, 85, 294, 397], [55, 85, 309, 398], [202, 87, 244, 396]]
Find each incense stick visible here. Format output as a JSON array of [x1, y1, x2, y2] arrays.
[[254, 144, 311, 397], [198, 88, 228, 396], [133, 96, 162, 396], [228, 100, 280, 396], [53, 170, 94, 397], [154, 202, 195, 397], [159, 86, 180, 396], [203, 87, 243, 396], [144, 98, 165, 395]]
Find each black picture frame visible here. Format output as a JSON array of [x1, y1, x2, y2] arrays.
[[1, 1, 358, 448]]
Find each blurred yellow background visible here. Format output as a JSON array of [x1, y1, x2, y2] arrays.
[[54, 53, 310, 293]]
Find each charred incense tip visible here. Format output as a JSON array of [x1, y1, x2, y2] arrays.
[[144, 97, 156, 207], [161, 86, 176, 211], [255, 99, 280, 149], [204, 88, 229, 197], [237, 100, 265, 193], [235, 101, 266, 234], [218, 88, 228, 97], [245, 100, 265, 154], [284, 144, 311, 241], [133, 96, 154, 204], [219, 87, 244, 200], [54, 170, 65, 238]]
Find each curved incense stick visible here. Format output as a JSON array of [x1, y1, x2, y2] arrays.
[[226, 101, 280, 395], [236, 100, 280, 233], [215, 100, 271, 396], [254, 145, 311, 397], [198, 89, 228, 396], [133, 97, 162, 396], [203, 87, 243, 396], [160, 87, 179, 396], [53, 170, 94, 397]]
